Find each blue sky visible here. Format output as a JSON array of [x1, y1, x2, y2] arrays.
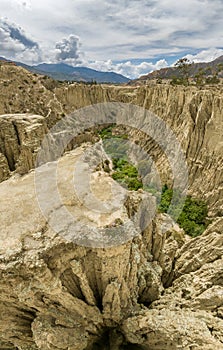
[[0, 0, 222, 78]]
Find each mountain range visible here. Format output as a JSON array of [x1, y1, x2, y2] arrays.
[[0, 57, 129, 84], [1, 55, 223, 84]]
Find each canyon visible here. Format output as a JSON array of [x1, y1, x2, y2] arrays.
[[0, 64, 222, 349]]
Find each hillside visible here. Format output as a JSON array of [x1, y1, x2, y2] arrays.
[[132, 55, 223, 83], [0, 64, 223, 350], [33, 63, 130, 83]]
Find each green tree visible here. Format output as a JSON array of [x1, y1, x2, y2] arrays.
[[158, 185, 172, 213], [174, 58, 192, 85]]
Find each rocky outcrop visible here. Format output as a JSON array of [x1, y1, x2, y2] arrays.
[[122, 308, 223, 350], [0, 114, 48, 182], [54, 83, 223, 217], [0, 113, 99, 183], [122, 217, 223, 350], [0, 152, 10, 181], [0, 144, 223, 349], [0, 64, 64, 127]]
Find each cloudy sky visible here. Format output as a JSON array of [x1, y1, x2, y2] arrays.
[[0, 0, 223, 78]]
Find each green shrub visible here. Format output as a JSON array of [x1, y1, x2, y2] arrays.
[[99, 125, 128, 140], [205, 75, 220, 85], [99, 125, 115, 139], [170, 76, 189, 86], [177, 196, 208, 237], [99, 126, 141, 190], [158, 185, 208, 237], [158, 184, 173, 213], [112, 158, 143, 191]]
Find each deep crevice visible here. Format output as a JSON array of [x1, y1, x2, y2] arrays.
[[60, 268, 86, 302], [12, 121, 21, 146], [3, 152, 16, 171]]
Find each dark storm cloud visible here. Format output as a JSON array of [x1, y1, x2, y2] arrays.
[[2, 20, 38, 48], [0, 18, 41, 63]]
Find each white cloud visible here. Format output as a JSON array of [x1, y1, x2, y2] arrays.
[[15, 47, 42, 63], [82, 59, 168, 79], [0, 20, 144, 78], [184, 48, 223, 63], [1, 15, 223, 79], [14, 0, 32, 10], [0, 26, 24, 53], [33, 30, 168, 78], [0, 0, 222, 62], [0, 1, 223, 77]]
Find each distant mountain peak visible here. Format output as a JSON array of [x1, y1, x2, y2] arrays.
[[0, 57, 129, 84], [31, 62, 130, 83]]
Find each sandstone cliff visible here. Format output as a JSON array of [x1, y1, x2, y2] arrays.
[[54, 83, 223, 217], [0, 64, 64, 127], [0, 145, 222, 350]]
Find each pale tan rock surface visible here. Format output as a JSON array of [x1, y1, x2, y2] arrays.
[[54, 83, 223, 217], [0, 114, 48, 182], [122, 309, 223, 350], [0, 65, 64, 127], [0, 144, 223, 349]]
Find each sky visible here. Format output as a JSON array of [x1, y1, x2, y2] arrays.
[[0, 0, 223, 78]]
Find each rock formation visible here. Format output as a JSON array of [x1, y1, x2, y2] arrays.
[[0, 64, 64, 127], [0, 144, 223, 349], [0, 65, 222, 217], [0, 114, 48, 179], [0, 65, 223, 349]]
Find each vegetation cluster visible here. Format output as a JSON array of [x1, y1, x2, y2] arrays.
[[99, 126, 209, 237], [169, 58, 223, 86]]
